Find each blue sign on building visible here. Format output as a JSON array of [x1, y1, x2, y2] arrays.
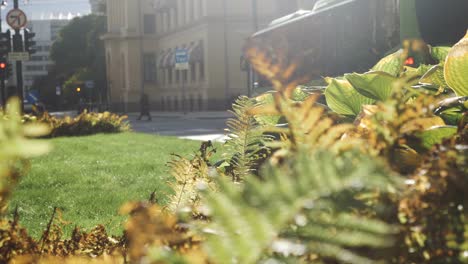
[[175, 48, 189, 70]]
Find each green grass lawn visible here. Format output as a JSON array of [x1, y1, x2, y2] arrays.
[[9, 133, 204, 238]]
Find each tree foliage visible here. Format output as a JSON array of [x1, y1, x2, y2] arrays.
[[35, 15, 107, 107], [50, 15, 106, 74]]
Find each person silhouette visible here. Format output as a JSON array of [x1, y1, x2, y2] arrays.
[[137, 93, 152, 121]]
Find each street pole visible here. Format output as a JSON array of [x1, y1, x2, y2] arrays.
[[13, 0, 23, 112], [252, 0, 258, 32], [138, 0, 145, 109], [182, 69, 187, 114], [247, 0, 258, 98], [0, 13, 4, 106], [222, 0, 230, 108], [0, 1, 6, 106]]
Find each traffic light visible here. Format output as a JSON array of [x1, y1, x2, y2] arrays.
[[6, 63, 12, 79], [76, 87, 81, 93], [0, 30, 11, 56], [24, 29, 36, 55], [0, 58, 11, 80]]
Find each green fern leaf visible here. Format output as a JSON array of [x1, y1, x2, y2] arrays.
[[202, 151, 399, 264], [224, 96, 271, 181]]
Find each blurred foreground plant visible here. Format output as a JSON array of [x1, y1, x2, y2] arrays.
[[24, 111, 130, 138]]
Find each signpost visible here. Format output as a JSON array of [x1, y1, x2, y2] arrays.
[[175, 49, 189, 70], [85, 80, 95, 89], [175, 49, 189, 114], [6, 0, 29, 112], [8, 52, 29, 61], [6, 8, 27, 30]]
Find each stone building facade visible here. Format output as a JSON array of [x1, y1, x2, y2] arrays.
[[102, 0, 307, 112]]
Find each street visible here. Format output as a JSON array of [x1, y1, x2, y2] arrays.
[[52, 110, 232, 142], [127, 111, 231, 142]]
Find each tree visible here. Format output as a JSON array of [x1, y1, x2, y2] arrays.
[[38, 14, 107, 109]]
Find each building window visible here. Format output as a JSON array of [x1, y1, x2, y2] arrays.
[[161, 12, 167, 32], [182, 70, 188, 83], [168, 68, 173, 84], [144, 14, 156, 34], [198, 94, 203, 110], [158, 68, 165, 85], [25, 65, 44, 71], [144, 53, 157, 82], [200, 0, 205, 17], [187, 0, 193, 23], [30, 55, 46, 61], [174, 96, 179, 110], [199, 61, 205, 81], [173, 8, 178, 28], [198, 40, 205, 80], [180, 0, 186, 25], [169, 9, 175, 29], [190, 63, 196, 82]]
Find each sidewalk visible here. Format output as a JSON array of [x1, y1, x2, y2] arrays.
[[125, 111, 234, 120], [127, 111, 232, 142]]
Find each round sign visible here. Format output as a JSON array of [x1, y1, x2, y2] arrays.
[[6, 9, 28, 30]]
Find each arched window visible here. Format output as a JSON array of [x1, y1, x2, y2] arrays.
[[174, 96, 179, 111], [120, 53, 126, 89], [198, 94, 203, 111], [179, 0, 186, 26]]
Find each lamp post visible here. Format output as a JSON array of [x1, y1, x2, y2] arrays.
[[222, 0, 230, 108], [247, 0, 258, 97], [252, 0, 258, 32], [0, 1, 7, 30], [0, 0, 8, 106]]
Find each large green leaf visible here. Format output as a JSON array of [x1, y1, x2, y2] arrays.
[[444, 32, 468, 96], [430, 46, 451, 63], [434, 96, 468, 126], [324, 78, 375, 117], [372, 49, 404, 76], [253, 92, 282, 126], [418, 126, 458, 150], [420, 65, 448, 88], [253, 88, 312, 126], [345, 72, 397, 101]]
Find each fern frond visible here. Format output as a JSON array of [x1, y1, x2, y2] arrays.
[[253, 93, 357, 156], [167, 143, 216, 212], [245, 46, 359, 157], [202, 151, 399, 264], [224, 96, 271, 181]]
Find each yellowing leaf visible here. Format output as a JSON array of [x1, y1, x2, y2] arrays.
[[400, 117, 445, 134], [324, 78, 375, 117], [372, 49, 404, 76], [420, 65, 448, 88], [430, 46, 451, 63], [444, 30, 468, 96], [345, 71, 397, 101], [418, 126, 458, 150]]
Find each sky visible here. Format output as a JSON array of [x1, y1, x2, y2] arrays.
[[1, 0, 91, 21]]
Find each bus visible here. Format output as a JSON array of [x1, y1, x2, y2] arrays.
[[250, 0, 468, 81]]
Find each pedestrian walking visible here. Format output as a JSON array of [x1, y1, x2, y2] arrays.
[[137, 93, 152, 121]]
